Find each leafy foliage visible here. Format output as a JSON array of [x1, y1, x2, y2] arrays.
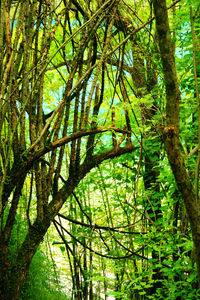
[[0, 0, 200, 299]]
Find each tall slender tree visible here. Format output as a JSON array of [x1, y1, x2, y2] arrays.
[[152, 0, 200, 285]]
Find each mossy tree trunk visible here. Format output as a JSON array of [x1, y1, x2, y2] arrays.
[[152, 0, 200, 285]]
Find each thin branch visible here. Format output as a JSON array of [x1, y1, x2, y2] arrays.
[[54, 219, 148, 260], [57, 213, 146, 235]]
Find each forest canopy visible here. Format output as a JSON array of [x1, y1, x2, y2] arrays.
[[0, 0, 200, 299]]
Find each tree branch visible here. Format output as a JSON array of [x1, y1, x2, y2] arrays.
[[54, 219, 147, 260], [57, 213, 146, 235], [27, 127, 132, 163]]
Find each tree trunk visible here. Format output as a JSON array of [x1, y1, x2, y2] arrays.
[[152, 0, 200, 285]]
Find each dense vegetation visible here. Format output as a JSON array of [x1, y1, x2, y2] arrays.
[[0, 0, 200, 299]]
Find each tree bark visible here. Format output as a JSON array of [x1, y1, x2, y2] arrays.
[[152, 0, 200, 285]]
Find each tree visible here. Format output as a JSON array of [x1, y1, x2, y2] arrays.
[[152, 0, 200, 285], [0, 1, 135, 298]]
